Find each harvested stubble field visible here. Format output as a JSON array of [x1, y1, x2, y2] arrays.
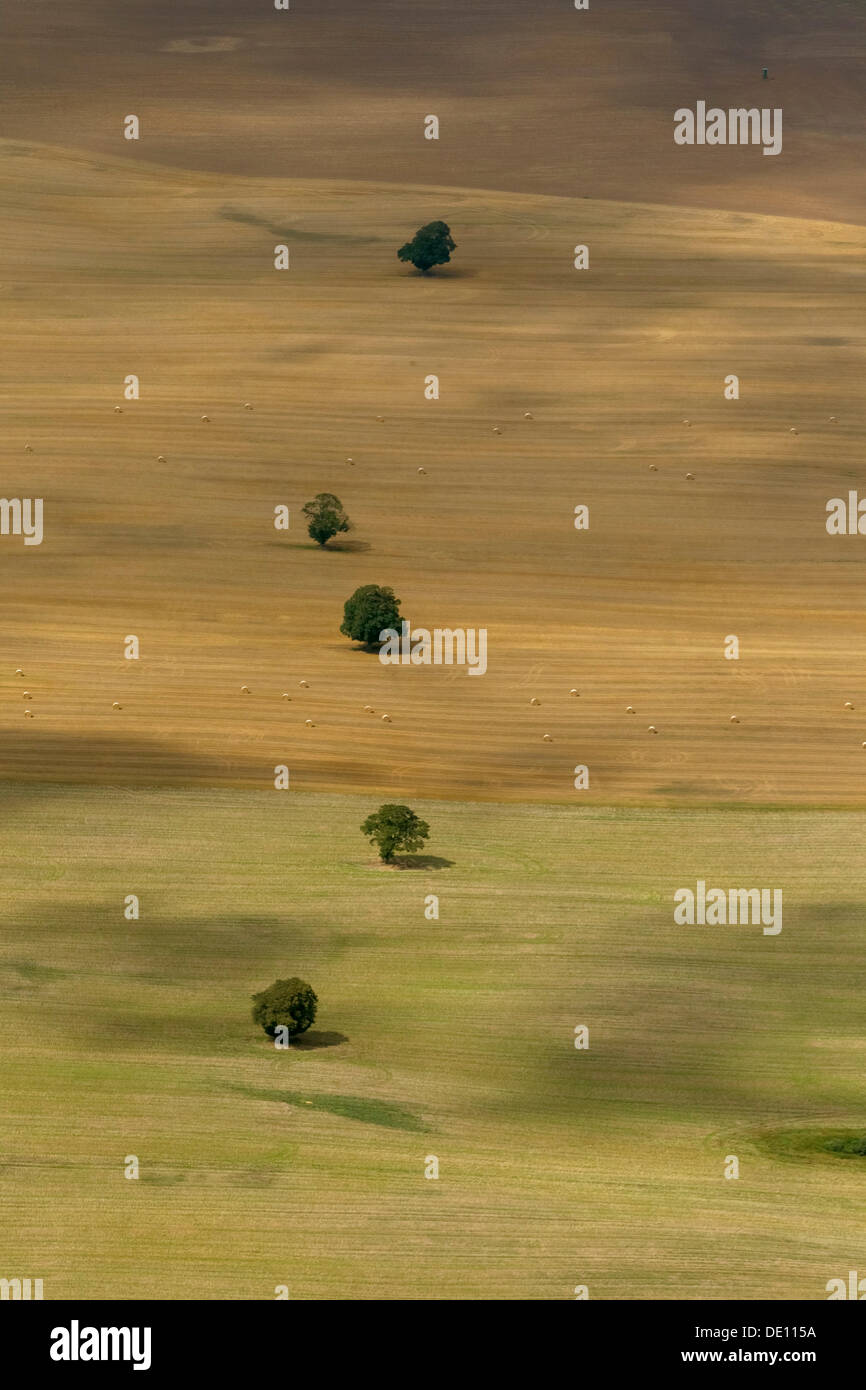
[[0, 142, 864, 805], [1, 786, 865, 1299]]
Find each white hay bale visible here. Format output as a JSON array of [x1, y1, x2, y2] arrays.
[[542, 733, 552, 741], [648, 725, 658, 734], [844, 701, 854, 710], [281, 693, 291, 700], [299, 680, 309, 688], [364, 705, 374, 713], [730, 714, 739, 723], [22, 691, 31, 700], [305, 718, 315, 727], [346, 457, 354, 465], [112, 701, 122, 710], [789, 427, 798, 435], [381, 713, 391, 722], [15, 669, 23, 676], [569, 689, 579, 696], [626, 705, 635, 714]]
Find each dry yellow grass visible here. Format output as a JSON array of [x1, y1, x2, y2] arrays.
[[0, 140, 863, 804]]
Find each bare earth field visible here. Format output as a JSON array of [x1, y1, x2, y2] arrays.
[[0, 0, 863, 224], [0, 142, 863, 804]]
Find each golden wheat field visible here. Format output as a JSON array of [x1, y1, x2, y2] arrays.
[[1, 142, 864, 804]]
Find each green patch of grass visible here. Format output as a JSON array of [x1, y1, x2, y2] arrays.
[[234, 1085, 428, 1133], [755, 1128, 866, 1164]]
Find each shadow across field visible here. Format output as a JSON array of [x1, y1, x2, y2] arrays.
[[0, 734, 265, 790], [392, 854, 454, 870], [219, 206, 381, 245], [289, 1030, 349, 1051]]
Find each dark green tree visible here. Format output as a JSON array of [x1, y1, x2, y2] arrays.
[[361, 804, 430, 864], [397, 221, 456, 274], [302, 493, 351, 547], [340, 584, 401, 646], [251, 978, 318, 1038]]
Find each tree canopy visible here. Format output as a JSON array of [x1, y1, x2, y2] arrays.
[[397, 221, 456, 274], [302, 493, 351, 547], [340, 584, 401, 645], [251, 978, 318, 1038], [361, 804, 430, 863]]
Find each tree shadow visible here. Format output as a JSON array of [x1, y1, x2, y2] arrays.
[[326, 538, 371, 553], [291, 1030, 349, 1051], [392, 854, 454, 871]]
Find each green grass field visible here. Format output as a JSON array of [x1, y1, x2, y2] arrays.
[[1, 783, 864, 1299]]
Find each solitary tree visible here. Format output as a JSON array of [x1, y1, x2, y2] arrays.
[[302, 493, 351, 547], [340, 583, 401, 646], [397, 221, 456, 274], [361, 804, 430, 863], [251, 978, 318, 1038]]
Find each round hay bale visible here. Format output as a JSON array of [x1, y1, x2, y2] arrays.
[[305, 718, 315, 727], [299, 680, 309, 688], [157, 455, 167, 463], [649, 464, 658, 471], [22, 692, 31, 700], [23, 709, 33, 718], [730, 714, 739, 723], [648, 725, 658, 734], [844, 701, 854, 710], [114, 406, 122, 414], [523, 412, 534, 420], [201, 415, 210, 423], [685, 472, 695, 480], [240, 685, 250, 694], [381, 713, 391, 722], [626, 705, 635, 714], [529, 697, 540, 706], [112, 701, 122, 710], [569, 689, 579, 696], [24, 444, 33, 453], [417, 467, 426, 474], [542, 733, 552, 741], [243, 402, 253, 410]]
